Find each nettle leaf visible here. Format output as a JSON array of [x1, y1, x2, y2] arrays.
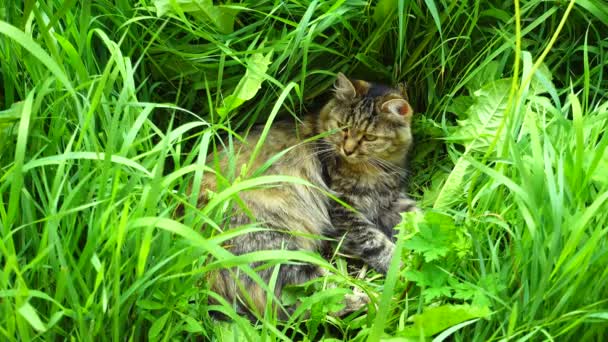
[[398, 304, 491, 337], [305, 287, 350, 314], [217, 52, 273, 117], [282, 282, 313, 306], [403, 225, 451, 262], [448, 274, 506, 308], [405, 264, 447, 288], [424, 286, 453, 302], [153, 0, 241, 34], [283, 281, 349, 314], [449, 279, 478, 302], [475, 274, 507, 307], [401, 212, 458, 262], [406, 264, 451, 302], [451, 229, 473, 258]]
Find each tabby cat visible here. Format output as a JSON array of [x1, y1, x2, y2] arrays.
[[195, 73, 417, 319]]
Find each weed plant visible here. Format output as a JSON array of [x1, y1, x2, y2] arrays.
[[1, 0, 607, 340]]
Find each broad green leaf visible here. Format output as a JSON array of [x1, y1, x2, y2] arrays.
[[433, 157, 470, 209], [18, 302, 47, 332], [216, 53, 273, 117], [450, 79, 511, 152], [446, 96, 474, 119], [153, 0, 241, 34], [467, 61, 503, 92], [432, 318, 483, 341], [398, 304, 491, 337], [435, 78, 511, 209], [437, 61, 556, 210]]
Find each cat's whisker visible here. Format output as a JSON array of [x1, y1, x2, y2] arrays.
[[369, 158, 409, 176], [285, 147, 335, 164]]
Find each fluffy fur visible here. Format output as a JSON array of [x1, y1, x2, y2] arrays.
[[195, 73, 417, 319]]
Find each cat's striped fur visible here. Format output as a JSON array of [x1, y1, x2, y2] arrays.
[[196, 73, 416, 319]]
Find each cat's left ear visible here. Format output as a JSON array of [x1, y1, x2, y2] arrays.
[[334, 73, 357, 101], [334, 73, 371, 100], [381, 99, 413, 119]]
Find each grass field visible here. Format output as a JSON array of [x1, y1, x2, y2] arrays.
[[1, 0, 608, 340]]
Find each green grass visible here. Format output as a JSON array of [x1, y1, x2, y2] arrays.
[[1, 0, 608, 340]]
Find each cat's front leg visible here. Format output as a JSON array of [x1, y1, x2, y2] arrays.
[[394, 194, 420, 213], [379, 194, 420, 239], [327, 205, 396, 274]]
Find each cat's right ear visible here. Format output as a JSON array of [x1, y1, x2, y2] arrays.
[[381, 99, 413, 120], [334, 72, 357, 101]]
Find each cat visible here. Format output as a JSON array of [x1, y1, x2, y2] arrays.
[[191, 73, 417, 319]]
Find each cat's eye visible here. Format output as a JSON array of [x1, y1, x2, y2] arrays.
[[364, 134, 377, 141]]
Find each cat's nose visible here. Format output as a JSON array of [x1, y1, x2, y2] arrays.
[[343, 139, 357, 155]]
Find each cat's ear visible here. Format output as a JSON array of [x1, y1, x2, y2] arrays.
[[334, 73, 372, 100], [334, 72, 357, 101], [381, 99, 413, 119]]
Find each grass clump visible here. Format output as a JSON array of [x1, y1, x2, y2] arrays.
[[1, 0, 607, 340]]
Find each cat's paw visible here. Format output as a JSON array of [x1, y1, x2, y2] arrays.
[[330, 288, 370, 317], [395, 196, 420, 213]]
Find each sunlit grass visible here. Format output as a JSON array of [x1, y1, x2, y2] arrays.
[[1, 0, 607, 340]]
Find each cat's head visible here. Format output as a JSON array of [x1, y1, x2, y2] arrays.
[[319, 73, 413, 165]]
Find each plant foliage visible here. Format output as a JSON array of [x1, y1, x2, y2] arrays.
[[1, 0, 607, 340]]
